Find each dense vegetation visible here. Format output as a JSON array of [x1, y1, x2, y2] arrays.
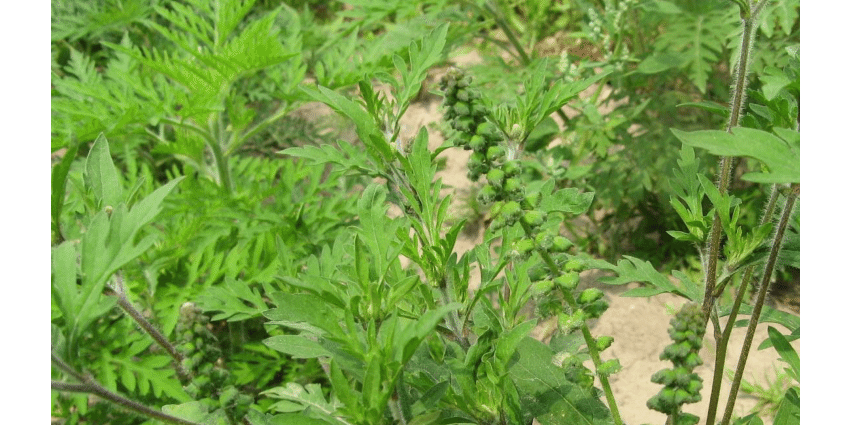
[[51, 1, 799, 424]]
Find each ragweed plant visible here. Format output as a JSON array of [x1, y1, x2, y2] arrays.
[[51, 1, 799, 424]]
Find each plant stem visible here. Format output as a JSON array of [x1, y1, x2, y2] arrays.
[[110, 290, 191, 381], [705, 184, 780, 424], [52, 353, 200, 425], [704, 265, 752, 425], [209, 115, 234, 195], [51, 381, 200, 425], [720, 184, 798, 425], [703, 3, 777, 422], [701, 0, 759, 324], [524, 221, 623, 425]]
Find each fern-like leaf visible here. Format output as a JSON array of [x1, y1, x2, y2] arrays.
[[637, 2, 739, 93]]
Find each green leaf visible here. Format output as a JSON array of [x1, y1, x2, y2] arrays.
[[265, 292, 344, 337], [361, 354, 382, 410], [496, 320, 537, 365], [253, 412, 333, 425], [196, 276, 268, 321], [640, 7, 737, 92], [676, 101, 728, 117], [759, 0, 799, 38], [264, 335, 332, 359], [767, 326, 799, 383], [540, 188, 594, 216], [51, 242, 79, 324], [85, 134, 124, 209], [722, 302, 799, 332], [52, 143, 80, 243], [671, 127, 799, 183], [302, 85, 392, 163], [263, 383, 343, 421], [397, 23, 448, 105], [356, 184, 404, 280], [524, 117, 560, 152], [773, 386, 800, 425], [162, 401, 228, 425], [588, 256, 698, 301], [638, 0, 683, 14], [637, 53, 686, 74], [398, 303, 464, 364], [507, 337, 614, 424], [329, 360, 357, 409], [281, 143, 375, 176], [760, 66, 793, 101], [115, 355, 191, 401]]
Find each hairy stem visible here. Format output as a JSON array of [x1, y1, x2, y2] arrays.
[[706, 184, 780, 425], [720, 184, 798, 425], [701, 0, 759, 327], [105, 285, 190, 381], [52, 353, 199, 425], [703, 3, 776, 422]]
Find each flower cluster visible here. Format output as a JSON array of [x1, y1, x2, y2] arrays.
[[441, 67, 617, 388], [177, 302, 253, 421], [647, 302, 705, 419]]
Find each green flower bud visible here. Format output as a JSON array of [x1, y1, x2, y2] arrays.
[[651, 368, 676, 386], [558, 309, 585, 332], [503, 177, 522, 195], [514, 238, 535, 255], [500, 201, 522, 221], [489, 201, 505, 217], [193, 374, 210, 389], [477, 184, 498, 205], [648, 302, 706, 415], [509, 123, 524, 140], [596, 336, 614, 351], [468, 152, 488, 181], [551, 236, 573, 252], [686, 377, 703, 395], [453, 101, 471, 117], [597, 359, 621, 376], [469, 134, 486, 151], [562, 259, 583, 272], [476, 122, 495, 136], [219, 386, 239, 406], [555, 271, 579, 290], [535, 232, 555, 250], [578, 288, 604, 304], [487, 146, 505, 162], [583, 299, 609, 319], [683, 352, 703, 368], [184, 383, 200, 398], [502, 160, 520, 177], [471, 103, 488, 117], [522, 210, 546, 227], [454, 116, 475, 133], [531, 279, 554, 295], [486, 168, 506, 189]]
